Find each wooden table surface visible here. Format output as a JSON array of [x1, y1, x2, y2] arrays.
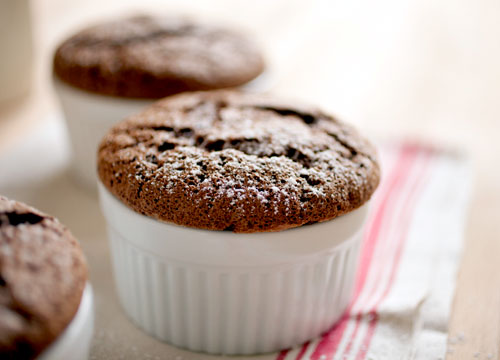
[[1, 0, 499, 358]]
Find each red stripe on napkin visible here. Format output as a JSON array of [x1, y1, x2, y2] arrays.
[[354, 147, 433, 360], [305, 143, 419, 360], [268, 142, 440, 360]]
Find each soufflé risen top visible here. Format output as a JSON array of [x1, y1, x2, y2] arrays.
[[53, 15, 265, 98], [0, 196, 87, 359], [98, 91, 380, 233]]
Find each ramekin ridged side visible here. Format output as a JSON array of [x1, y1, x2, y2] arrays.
[[98, 183, 367, 355], [53, 78, 153, 189]]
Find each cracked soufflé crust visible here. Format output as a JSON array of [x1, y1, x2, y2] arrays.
[[98, 91, 380, 233], [0, 196, 88, 359], [53, 15, 265, 98]]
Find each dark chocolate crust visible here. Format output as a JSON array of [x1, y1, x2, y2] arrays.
[[98, 91, 380, 233], [53, 15, 265, 98], [0, 196, 87, 359]]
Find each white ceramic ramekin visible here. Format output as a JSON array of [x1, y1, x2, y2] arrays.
[[38, 284, 94, 360], [53, 78, 153, 189], [98, 183, 367, 355]]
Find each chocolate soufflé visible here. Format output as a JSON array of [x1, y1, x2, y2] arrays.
[[53, 15, 265, 98], [0, 196, 87, 359], [98, 91, 380, 233]]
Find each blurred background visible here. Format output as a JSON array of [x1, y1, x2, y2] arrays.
[[2, 0, 500, 153], [0, 0, 499, 357]]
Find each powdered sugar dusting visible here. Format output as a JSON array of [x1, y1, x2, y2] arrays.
[[99, 91, 380, 232]]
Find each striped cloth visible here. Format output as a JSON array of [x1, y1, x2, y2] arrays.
[[272, 142, 471, 360]]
